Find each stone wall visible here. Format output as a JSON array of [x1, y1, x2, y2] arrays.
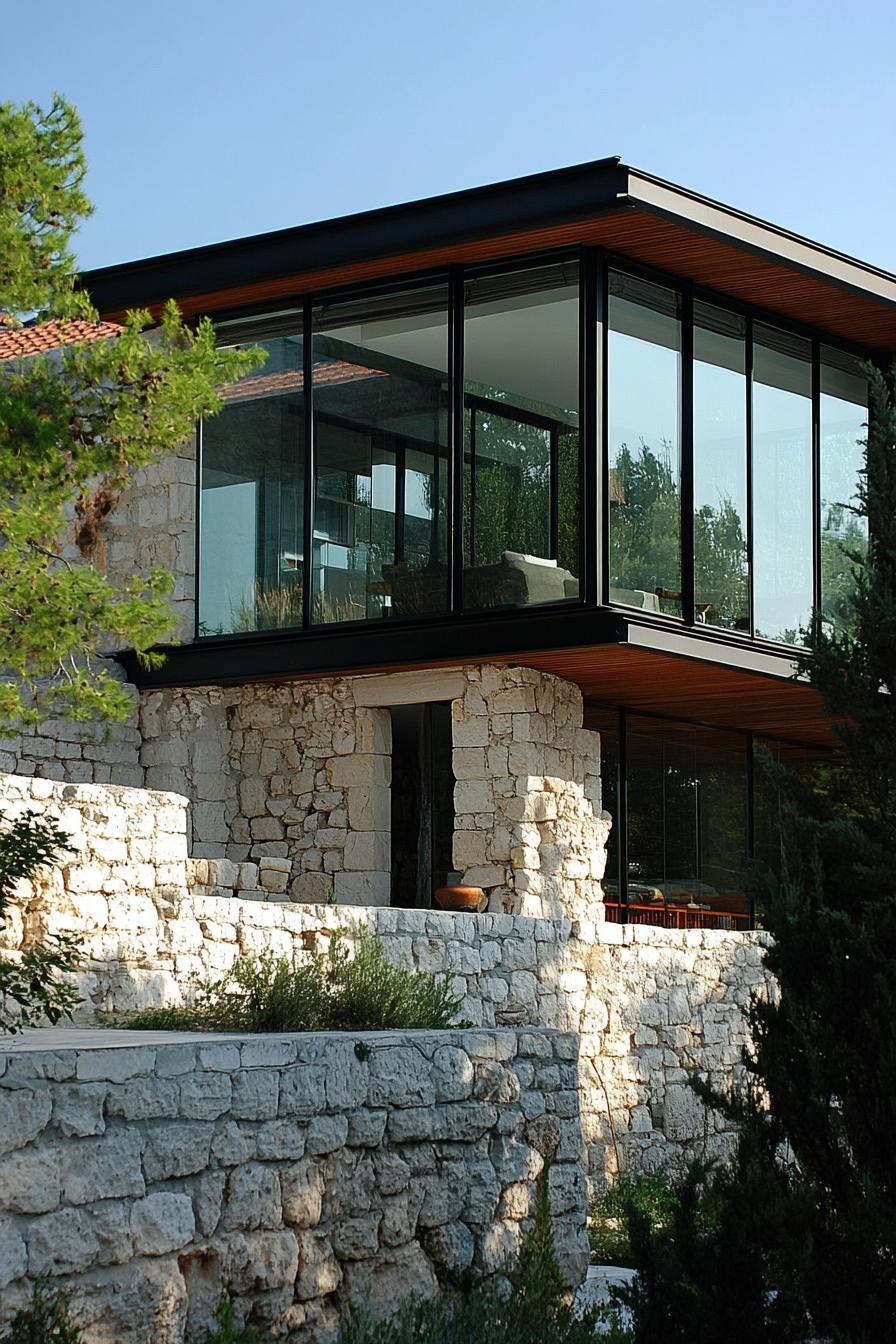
[[139, 664, 609, 922], [1, 773, 771, 1185], [103, 438, 198, 645], [0, 686, 143, 789], [0, 436, 196, 787], [0, 1026, 587, 1343]]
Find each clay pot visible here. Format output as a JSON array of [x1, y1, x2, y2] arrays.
[[434, 884, 485, 913]]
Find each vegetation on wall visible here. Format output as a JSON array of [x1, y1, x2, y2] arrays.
[[0, 811, 81, 1032], [127, 926, 465, 1034], [338, 1166, 610, 1344]]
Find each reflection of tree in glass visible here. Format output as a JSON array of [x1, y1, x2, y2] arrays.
[[695, 496, 748, 628], [465, 407, 550, 566], [611, 441, 681, 609], [613, 441, 749, 627]]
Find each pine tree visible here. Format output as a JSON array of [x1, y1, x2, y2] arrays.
[[617, 363, 896, 1341], [0, 96, 262, 1028], [0, 95, 262, 726]]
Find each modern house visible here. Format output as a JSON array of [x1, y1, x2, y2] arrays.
[[12, 158, 896, 932]]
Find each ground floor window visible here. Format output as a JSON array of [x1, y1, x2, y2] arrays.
[[589, 707, 824, 930]]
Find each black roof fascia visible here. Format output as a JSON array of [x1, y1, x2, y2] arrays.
[[118, 605, 630, 690], [116, 602, 802, 693], [83, 157, 629, 315]]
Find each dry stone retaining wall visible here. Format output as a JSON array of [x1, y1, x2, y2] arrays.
[[1, 774, 771, 1184], [0, 1026, 586, 1343]]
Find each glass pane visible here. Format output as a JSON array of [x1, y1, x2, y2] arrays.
[[608, 272, 682, 616], [311, 286, 449, 624], [752, 324, 812, 642], [586, 707, 621, 908], [463, 263, 580, 610], [694, 303, 749, 631], [821, 347, 868, 634], [199, 330, 304, 635], [627, 717, 749, 927]]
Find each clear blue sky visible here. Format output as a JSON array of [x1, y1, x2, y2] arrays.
[[3, 0, 895, 274]]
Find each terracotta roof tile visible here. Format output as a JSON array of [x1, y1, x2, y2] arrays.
[[0, 318, 124, 360], [220, 360, 387, 403]]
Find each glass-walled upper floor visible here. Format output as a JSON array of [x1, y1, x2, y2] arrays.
[[198, 253, 869, 646]]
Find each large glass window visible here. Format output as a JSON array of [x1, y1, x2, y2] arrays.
[[821, 347, 868, 634], [592, 707, 753, 927], [311, 286, 449, 624], [199, 329, 305, 635], [463, 263, 580, 610], [625, 717, 749, 924], [694, 303, 749, 630], [608, 272, 682, 616], [752, 325, 813, 642]]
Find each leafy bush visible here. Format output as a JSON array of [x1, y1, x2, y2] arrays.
[[589, 1173, 681, 1267], [0, 812, 82, 1032], [188, 1299, 260, 1344], [128, 925, 464, 1034], [0, 1281, 81, 1344], [610, 1147, 812, 1343], [337, 1166, 612, 1344]]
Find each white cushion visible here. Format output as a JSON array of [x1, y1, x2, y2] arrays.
[[502, 550, 557, 568]]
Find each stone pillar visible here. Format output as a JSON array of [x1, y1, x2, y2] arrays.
[[451, 666, 609, 922], [140, 681, 392, 906]]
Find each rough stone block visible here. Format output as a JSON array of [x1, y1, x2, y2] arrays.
[[63, 1132, 145, 1205], [0, 1086, 52, 1156], [130, 1192, 195, 1256]]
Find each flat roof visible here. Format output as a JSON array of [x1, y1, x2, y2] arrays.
[[83, 158, 896, 352]]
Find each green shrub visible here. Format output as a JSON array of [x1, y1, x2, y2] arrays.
[[189, 1299, 260, 1344], [0, 812, 82, 1032], [589, 1173, 681, 1267], [128, 926, 464, 1034], [0, 1281, 81, 1344], [337, 1166, 614, 1344]]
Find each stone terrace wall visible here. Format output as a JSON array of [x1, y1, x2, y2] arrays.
[[1, 774, 771, 1186], [0, 1027, 587, 1344], [0, 686, 143, 789], [140, 664, 609, 922]]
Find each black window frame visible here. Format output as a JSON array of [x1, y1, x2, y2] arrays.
[[196, 246, 875, 650], [592, 703, 833, 930]]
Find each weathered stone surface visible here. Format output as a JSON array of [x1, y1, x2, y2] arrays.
[[130, 1192, 195, 1255], [63, 1131, 145, 1205], [144, 1122, 213, 1181], [222, 1163, 281, 1231], [0, 1086, 51, 1156], [0, 1145, 58, 1216], [281, 1158, 325, 1230], [0, 1216, 26, 1289], [340, 1242, 438, 1318]]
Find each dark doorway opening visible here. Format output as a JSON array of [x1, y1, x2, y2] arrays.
[[389, 702, 454, 908]]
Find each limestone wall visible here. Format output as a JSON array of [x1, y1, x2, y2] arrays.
[[139, 664, 609, 922], [0, 687, 144, 789], [103, 439, 198, 645], [0, 1026, 587, 1342], [1, 774, 770, 1186]]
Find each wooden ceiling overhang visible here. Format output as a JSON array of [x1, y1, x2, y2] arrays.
[[120, 614, 839, 751], [85, 158, 896, 354]]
